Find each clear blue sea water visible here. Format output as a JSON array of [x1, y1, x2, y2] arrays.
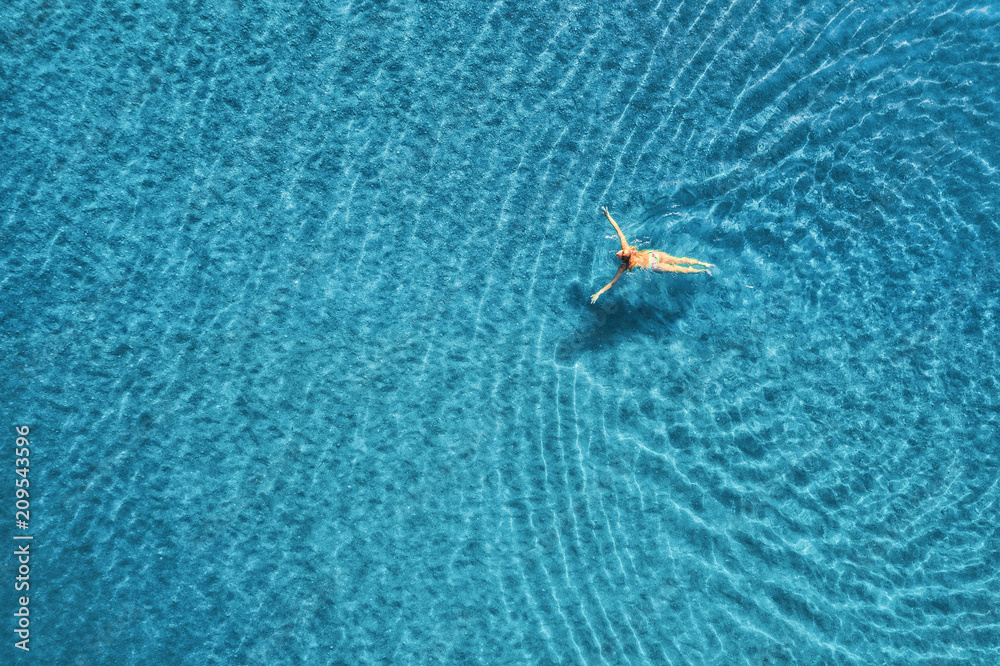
[[2, 0, 998, 663]]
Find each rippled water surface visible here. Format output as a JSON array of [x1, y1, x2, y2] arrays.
[[3, 0, 999, 663]]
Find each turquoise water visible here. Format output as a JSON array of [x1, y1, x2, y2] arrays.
[[2, 0, 998, 663]]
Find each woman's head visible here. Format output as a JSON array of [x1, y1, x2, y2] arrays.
[[616, 248, 631, 262]]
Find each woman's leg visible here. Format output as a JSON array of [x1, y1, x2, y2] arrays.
[[652, 251, 713, 267], [659, 264, 710, 274]]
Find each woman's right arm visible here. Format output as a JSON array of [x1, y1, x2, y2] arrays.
[[591, 264, 627, 304]]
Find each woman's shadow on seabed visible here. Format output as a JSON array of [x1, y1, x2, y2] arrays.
[[556, 280, 701, 358]]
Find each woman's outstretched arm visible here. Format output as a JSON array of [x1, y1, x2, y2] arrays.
[[602, 207, 629, 252], [591, 264, 627, 304]]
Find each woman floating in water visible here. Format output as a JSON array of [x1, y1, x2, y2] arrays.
[[590, 206, 713, 304]]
